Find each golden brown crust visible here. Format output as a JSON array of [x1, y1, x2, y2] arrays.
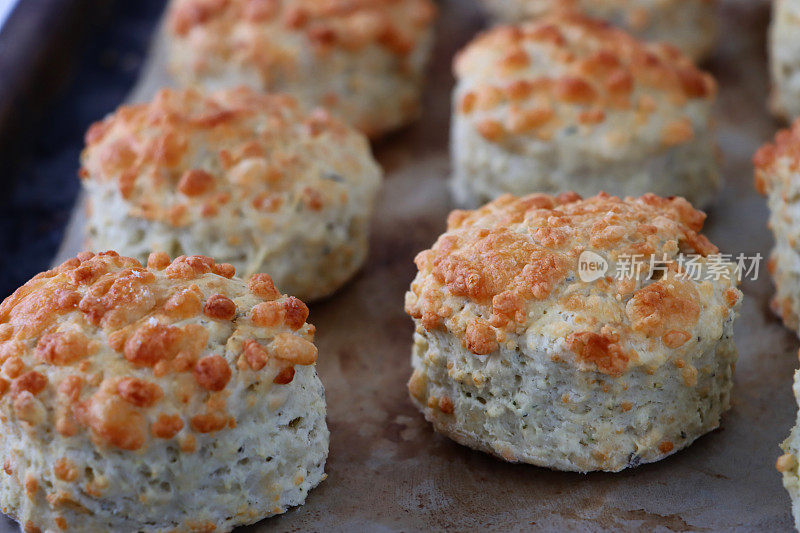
[[168, 0, 437, 56], [626, 278, 700, 337], [754, 117, 800, 195], [0, 251, 318, 453], [164, 0, 438, 138], [454, 14, 716, 144], [565, 330, 633, 377], [80, 87, 362, 227], [406, 192, 733, 375]]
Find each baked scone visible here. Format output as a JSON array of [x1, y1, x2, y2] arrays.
[[755, 119, 800, 333], [80, 87, 382, 302], [405, 192, 742, 472], [0, 251, 328, 532], [478, 0, 717, 62], [165, 0, 437, 137], [450, 15, 720, 208], [770, 0, 800, 121], [778, 369, 800, 531]]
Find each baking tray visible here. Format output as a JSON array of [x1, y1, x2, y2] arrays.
[[5, 0, 797, 530]]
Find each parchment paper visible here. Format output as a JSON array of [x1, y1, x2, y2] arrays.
[[10, 0, 798, 531]]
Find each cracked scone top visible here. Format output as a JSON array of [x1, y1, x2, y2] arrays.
[[450, 14, 720, 208], [0, 251, 328, 532], [405, 192, 742, 472], [755, 119, 800, 335], [477, 0, 718, 62], [166, 0, 437, 137], [80, 86, 382, 302]]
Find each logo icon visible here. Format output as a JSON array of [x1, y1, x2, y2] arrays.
[[578, 251, 608, 282]]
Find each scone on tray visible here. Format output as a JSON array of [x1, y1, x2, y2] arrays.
[[779, 369, 800, 532], [755, 119, 800, 334], [405, 192, 742, 472], [0, 251, 328, 532], [770, 0, 800, 121], [165, 0, 437, 138], [451, 14, 720, 208], [477, 0, 717, 63], [80, 86, 382, 302]]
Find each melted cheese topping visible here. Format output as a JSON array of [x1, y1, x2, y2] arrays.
[[406, 192, 740, 375], [0, 251, 317, 451], [454, 14, 716, 147]]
